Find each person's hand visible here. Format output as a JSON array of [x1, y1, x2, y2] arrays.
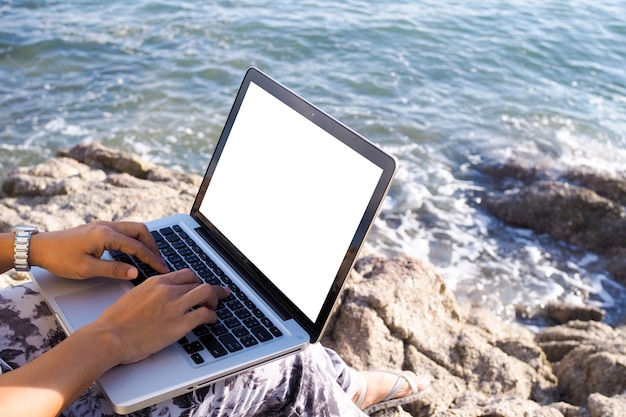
[[91, 269, 231, 365], [0, 269, 231, 417], [30, 221, 169, 280]]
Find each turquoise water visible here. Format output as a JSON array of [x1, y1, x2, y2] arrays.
[[2, 0, 626, 324]]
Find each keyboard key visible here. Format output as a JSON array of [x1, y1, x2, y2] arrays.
[[269, 327, 283, 337], [235, 309, 252, 320], [232, 326, 250, 338], [200, 334, 228, 358], [243, 317, 260, 328], [217, 309, 233, 320], [183, 341, 204, 354], [250, 326, 273, 342], [209, 324, 229, 336], [240, 335, 259, 347], [226, 300, 243, 311], [193, 325, 211, 337], [219, 333, 243, 352], [224, 317, 241, 329], [191, 353, 205, 364]]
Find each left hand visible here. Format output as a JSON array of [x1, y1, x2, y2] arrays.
[[93, 269, 231, 365], [30, 221, 169, 280]]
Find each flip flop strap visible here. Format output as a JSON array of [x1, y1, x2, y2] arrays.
[[380, 370, 418, 402]]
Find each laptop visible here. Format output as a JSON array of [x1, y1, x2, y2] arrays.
[[31, 67, 397, 414]]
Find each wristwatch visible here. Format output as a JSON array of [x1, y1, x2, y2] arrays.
[[13, 225, 39, 272]]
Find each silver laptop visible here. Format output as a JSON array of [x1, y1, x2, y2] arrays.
[[31, 67, 397, 414]]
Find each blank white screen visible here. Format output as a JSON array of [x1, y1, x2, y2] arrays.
[[199, 82, 383, 322]]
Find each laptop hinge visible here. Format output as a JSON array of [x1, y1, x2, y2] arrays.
[[194, 226, 294, 322]]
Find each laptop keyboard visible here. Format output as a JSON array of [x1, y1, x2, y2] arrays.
[[109, 225, 283, 366]]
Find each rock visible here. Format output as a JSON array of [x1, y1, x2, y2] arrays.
[[536, 320, 618, 362], [482, 181, 626, 253], [0, 142, 202, 233], [564, 167, 626, 207], [57, 142, 156, 179], [321, 254, 560, 416], [536, 321, 626, 407], [549, 402, 590, 417], [430, 391, 565, 417], [544, 302, 606, 325], [587, 392, 626, 417], [475, 158, 626, 286], [1, 157, 106, 197], [554, 346, 626, 406]]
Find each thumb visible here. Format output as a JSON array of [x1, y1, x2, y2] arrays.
[[89, 259, 139, 280]]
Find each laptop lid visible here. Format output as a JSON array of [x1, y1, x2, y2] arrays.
[[191, 67, 396, 343]]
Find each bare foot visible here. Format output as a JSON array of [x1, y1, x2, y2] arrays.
[[352, 370, 430, 411]]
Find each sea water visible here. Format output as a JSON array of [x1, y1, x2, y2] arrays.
[[2, 0, 626, 325]]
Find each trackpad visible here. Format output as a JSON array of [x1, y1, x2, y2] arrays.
[[56, 282, 127, 331]]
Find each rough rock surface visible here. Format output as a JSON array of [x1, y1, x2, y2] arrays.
[[476, 158, 626, 286], [2, 143, 626, 416], [0, 142, 202, 232]]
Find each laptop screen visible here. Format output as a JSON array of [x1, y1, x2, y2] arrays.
[[194, 68, 395, 334]]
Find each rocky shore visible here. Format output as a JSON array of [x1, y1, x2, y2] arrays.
[[1, 143, 625, 416]]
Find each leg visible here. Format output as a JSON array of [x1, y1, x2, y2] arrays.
[[1, 283, 427, 416], [1, 283, 365, 417], [0, 282, 64, 371], [186, 343, 366, 417]]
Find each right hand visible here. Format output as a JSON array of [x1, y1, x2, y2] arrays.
[[31, 221, 169, 281]]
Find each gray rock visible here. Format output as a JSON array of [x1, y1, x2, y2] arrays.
[[476, 158, 626, 287], [587, 392, 626, 417], [544, 302, 606, 325], [322, 254, 560, 416], [0, 143, 202, 233]]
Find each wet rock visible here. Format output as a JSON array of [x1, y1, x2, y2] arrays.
[[482, 180, 626, 253], [544, 302, 606, 325], [476, 158, 626, 286], [564, 167, 626, 207]]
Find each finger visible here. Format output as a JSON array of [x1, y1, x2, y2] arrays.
[[182, 282, 231, 311], [185, 305, 219, 327], [82, 258, 141, 280], [105, 230, 169, 274], [163, 268, 203, 285], [107, 221, 161, 255]]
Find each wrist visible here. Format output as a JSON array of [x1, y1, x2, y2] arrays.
[[72, 323, 125, 373], [27, 233, 46, 269]]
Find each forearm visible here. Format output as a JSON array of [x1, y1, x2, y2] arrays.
[[0, 324, 121, 417], [0, 232, 47, 273], [0, 233, 16, 273]]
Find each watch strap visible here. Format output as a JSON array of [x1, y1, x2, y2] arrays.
[[13, 226, 38, 272]]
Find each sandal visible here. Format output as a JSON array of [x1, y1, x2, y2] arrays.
[[354, 370, 429, 415]]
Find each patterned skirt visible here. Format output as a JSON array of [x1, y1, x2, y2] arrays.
[[0, 282, 365, 417]]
